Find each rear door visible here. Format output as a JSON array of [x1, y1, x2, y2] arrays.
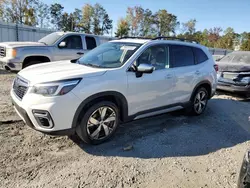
[[169, 45, 199, 103], [53, 35, 84, 61]]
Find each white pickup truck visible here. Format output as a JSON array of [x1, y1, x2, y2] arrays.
[[0, 32, 114, 71]]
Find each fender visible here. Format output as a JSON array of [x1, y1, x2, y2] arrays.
[[71, 91, 128, 128], [190, 80, 212, 100], [20, 46, 53, 62]]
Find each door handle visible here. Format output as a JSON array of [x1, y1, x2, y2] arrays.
[[195, 71, 200, 75], [165, 74, 173, 79], [77, 52, 84, 55]]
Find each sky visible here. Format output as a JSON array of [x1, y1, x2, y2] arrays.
[[43, 0, 250, 36]]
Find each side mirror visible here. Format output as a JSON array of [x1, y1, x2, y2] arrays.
[[137, 63, 154, 74], [59, 41, 66, 48]]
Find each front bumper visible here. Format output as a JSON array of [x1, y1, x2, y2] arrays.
[[0, 57, 22, 71], [11, 89, 81, 135], [217, 82, 250, 94], [12, 99, 75, 135]]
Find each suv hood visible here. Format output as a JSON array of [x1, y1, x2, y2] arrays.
[[0, 41, 45, 48], [18, 60, 107, 85]]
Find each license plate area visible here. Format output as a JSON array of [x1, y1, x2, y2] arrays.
[[222, 73, 237, 80]]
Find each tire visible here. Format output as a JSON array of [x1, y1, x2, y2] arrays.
[[188, 87, 209, 116], [23, 61, 42, 69], [76, 101, 119, 145]]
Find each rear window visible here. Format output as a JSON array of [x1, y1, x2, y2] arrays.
[[220, 52, 250, 64], [86, 36, 97, 50], [193, 47, 208, 64], [170, 45, 195, 67]]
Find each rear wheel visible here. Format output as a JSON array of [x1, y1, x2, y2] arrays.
[[76, 101, 119, 145], [188, 87, 208, 115]]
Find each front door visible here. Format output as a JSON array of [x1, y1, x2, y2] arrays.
[[53, 35, 85, 61], [126, 44, 175, 116]]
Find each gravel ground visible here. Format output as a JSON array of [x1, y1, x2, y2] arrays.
[[0, 70, 250, 188]]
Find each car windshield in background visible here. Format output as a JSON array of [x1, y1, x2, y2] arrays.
[[38, 32, 64, 45], [77, 42, 141, 68], [220, 52, 250, 64]]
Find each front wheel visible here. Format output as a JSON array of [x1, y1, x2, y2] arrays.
[[76, 101, 119, 145], [188, 87, 209, 115]]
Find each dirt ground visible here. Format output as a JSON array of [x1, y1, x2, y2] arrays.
[[0, 70, 250, 188]]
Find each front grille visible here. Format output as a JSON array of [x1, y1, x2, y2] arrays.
[[0, 46, 6, 57], [13, 77, 28, 100]]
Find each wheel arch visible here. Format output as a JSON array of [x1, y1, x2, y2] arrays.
[[22, 56, 51, 68], [72, 91, 128, 128], [190, 81, 212, 101]]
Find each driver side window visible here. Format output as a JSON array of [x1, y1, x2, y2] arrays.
[[137, 45, 169, 70], [59, 35, 83, 49]]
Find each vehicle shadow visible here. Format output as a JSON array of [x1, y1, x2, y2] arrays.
[[71, 98, 250, 159]]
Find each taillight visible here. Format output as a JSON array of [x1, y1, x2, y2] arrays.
[[214, 64, 218, 72]]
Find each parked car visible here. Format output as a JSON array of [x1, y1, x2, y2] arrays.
[[238, 149, 250, 188], [217, 51, 250, 96], [0, 32, 114, 71], [11, 37, 217, 144]]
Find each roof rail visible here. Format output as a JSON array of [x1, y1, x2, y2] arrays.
[[152, 36, 199, 44], [119, 36, 152, 40]]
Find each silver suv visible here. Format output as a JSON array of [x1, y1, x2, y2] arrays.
[[11, 37, 217, 144]]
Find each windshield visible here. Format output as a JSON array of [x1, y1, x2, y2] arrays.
[[77, 42, 141, 68], [38, 32, 64, 45], [220, 52, 250, 64]]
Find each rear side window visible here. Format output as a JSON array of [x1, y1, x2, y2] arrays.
[[86, 36, 97, 50], [170, 45, 195, 67], [193, 47, 208, 64]]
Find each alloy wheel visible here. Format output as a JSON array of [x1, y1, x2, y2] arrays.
[[194, 90, 207, 114], [86, 106, 117, 140]]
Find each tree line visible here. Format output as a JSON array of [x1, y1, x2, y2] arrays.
[[115, 7, 250, 51], [0, 0, 113, 35], [0, 1, 249, 50]]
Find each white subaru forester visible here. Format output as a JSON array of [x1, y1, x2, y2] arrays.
[[11, 37, 217, 144]]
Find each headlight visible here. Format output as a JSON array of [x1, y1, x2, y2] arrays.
[[30, 78, 82, 96], [6, 48, 17, 58], [240, 77, 250, 84]]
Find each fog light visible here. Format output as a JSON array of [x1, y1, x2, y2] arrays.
[[7, 63, 15, 68], [32, 110, 54, 129]]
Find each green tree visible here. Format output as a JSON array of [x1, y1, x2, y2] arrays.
[[92, 3, 112, 35], [101, 13, 112, 34], [182, 19, 196, 35], [140, 9, 154, 37], [72, 8, 83, 32], [115, 18, 129, 37], [154, 9, 179, 36], [1, 0, 37, 26], [50, 3, 64, 29], [93, 3, 104, 34], [82, 3, 94, 33], [215, 27, 237, 50], [34, 1, 50, 28], [240, 32, 250, 51]]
